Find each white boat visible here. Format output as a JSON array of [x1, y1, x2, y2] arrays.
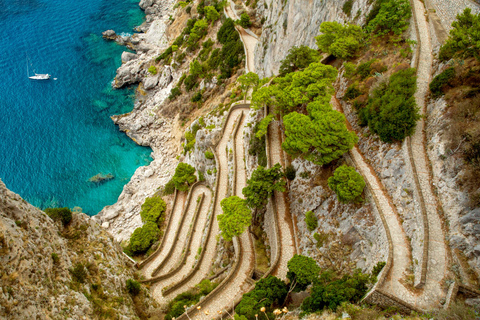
[[26, 55, 51, 80]]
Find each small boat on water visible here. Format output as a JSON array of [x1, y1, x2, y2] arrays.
[[26, 55, 51, 80]]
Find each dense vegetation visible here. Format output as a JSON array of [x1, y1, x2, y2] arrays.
[[365, 0, 412, 36], [278, 45, 320, 76], [242, 164, 286, 209], [218, 196, 252, 241], [439, 8, 480, 62], [165, 163, 197, 194], [359, 68, 420, 142], [305, 210, 318, 231], [328, 165, 365, 203], [140, 196, 167, 224], [316, 22, 365, 59], [127, 221, 161, 255], [45, 207, 72, 226]]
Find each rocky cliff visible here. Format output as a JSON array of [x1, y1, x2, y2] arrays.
[[0, 180, 158, 319]]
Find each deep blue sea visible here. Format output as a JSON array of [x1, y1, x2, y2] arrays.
[[0, 0, 152, 215]]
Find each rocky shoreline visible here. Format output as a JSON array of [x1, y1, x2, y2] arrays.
[[93, 0, 181, 243]]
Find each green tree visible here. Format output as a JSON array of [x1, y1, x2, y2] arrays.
[[218, 196, 252, 241], [238, 72, 260, 101], [44, 207, 72, 226], [279, 45, 320, 76], [239, 12, 251, 28], [360, 68, 420, 142], [204, 6, 220, 23], [140, 196, 167, 223], [171, 163, 197, 191], [255, 114, 274, 138], [126, 279, 141, 295], [315, 22, 365, 59], [70, 263, 87, 283], [365, 0, 412, 36], [439, 8, 480, 61], [429, 67, 455, 97], [287, 254, 321, 291], [128, 221, 160, 255], [328, 165, 365, 203], [242, 164, 286, 209], [282, 101, 358, 166], [188, 19, 209, 45], [189, 59, 204, 77]]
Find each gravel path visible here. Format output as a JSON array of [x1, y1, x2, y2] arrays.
[[141, 191, 186, 278], [268, 121, 297, 279], [183, 108, 256, 320], [403, 0, 448, 308]]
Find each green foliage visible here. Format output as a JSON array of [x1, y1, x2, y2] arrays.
[[204, 150, 214, 159], [235, 276, 288, 320], [164, 180, 176, 195], [365, 0, 412, 36], [198, 170, 205, 182], [165, 280, 218, 320], [285, 165, 296, 180], [305, 211, 318, 231], [316, 22, 365, 59], [360, 68, 420, 142], [242, 164, 286, 209], [439, 9, 480, 61], [328, 165, 365, 203], [184, 122, 203, 153], [140, 196, 167, 223], [171, 163, 197, 192], [205, 6, 220, 23], [282, 101, 358, 166], [279, 45, 320, 76], [207, 48, 222, 69], [287, 254, 321, 291], [128, 221, 160, 255], [344, 83, 362, 100], [371, 261, 386, 278], [342, 0, 354, 16], [188, 19, 209, 46], [218, 18, 239, 44], [217, 18, 244, 78], [51, 252, 60, 264], [255, 114, 273, 139], [218, 196, 252, 241], [191, 91, 203, 102], [70, 263, 87, 283], [239, 12, 252, 28], [169, 87, 182, 100], [189, 59, 204, 77], [314, 232, 329, 248], [186, 5, 192, 14], [429, 67, 455, 98], [184, 74, 197, 92], [356, 59, 375, 79], [238, 72, 260, 97], [301, 269, 370, 312], [249, 122, 267, 167], [45, 207, 72, 226], [252, 62, 338, 114], [126, 279, 141, 296], [148, 65, 158, 75], [156, 46, 173, 62], [343, 62, 356, 78]]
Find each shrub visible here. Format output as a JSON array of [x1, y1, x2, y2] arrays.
[[184, 74, 197, 92], [439, 8, 480, 61], [218, 196, 252, 241], [239, 13, 252, 28], [148, 65, 157, 75], [163, 180, 176, 195], [171, 162, 197, 191], [204, 6, 220, 23], [186, 5, 192, 14], [315, 22, 365, 59], [371, 261, 386, 278], [328, 165, 365, 203], [126, 279, 141, 295], [128, 221, 160, 255], [217, 18, 244, 78], [285, 165, 296, 180], [51, 252, 60, 264], [156, 46, 173, 62], [191, 91, 202, 102], [344, 83, 362, 100], [279, 45, 320, 76], [356, 59, 376, 79], [255, 114, 274, 138], [164, 280, 217, 320], [305, 211, 318, 231], [169, 87, 182, 100], [70, 263, 87, 283], [342, 0, 354, 16], [249, 122, 267, 167], [45, 207, 72, 226], [361, 68, 420, 142], [429, 67, 455, 98], [204, 150, 214, 159], [365, 0, 412, 36], [140, 196, 167, 224]]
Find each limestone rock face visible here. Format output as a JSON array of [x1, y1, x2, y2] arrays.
[[114, 59, 145, 88], [253, 0, 371, 78], [0, 180, 158, 319], [121, 51, 138, 63]]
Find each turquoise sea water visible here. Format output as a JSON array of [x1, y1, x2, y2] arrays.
[[0, 0, 152, 215]]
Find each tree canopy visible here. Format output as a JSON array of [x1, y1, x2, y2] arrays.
[[315, 22, 365, 59], [328, 165, 365, 203], [287, 254, 321, 291], [439, 8, 480, 61], [279, 45, 320, 76], [238, 72, 259, 100], [204, 6, 220, 23], [128, 221, 160, 255], [242, 164, 286, 209], [365, 0, 412, 36], [282, 101, 358, 166], [140, 196, 167, 223], [218, 196, 252, 241], [45, 207, 72, 226], [171, 163, 197, 192]]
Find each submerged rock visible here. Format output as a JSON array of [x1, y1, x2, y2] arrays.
[[88, 173, 114, 183]]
